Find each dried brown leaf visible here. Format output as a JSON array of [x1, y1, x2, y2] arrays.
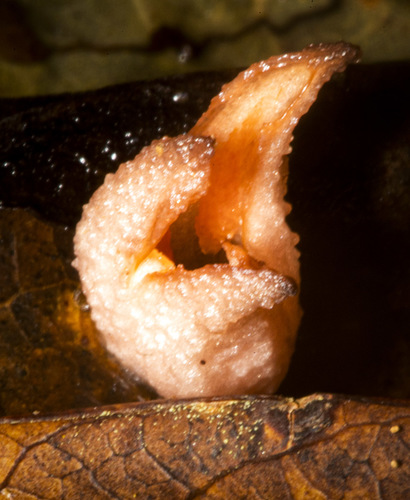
[[0, 394, 408, 498], [0, 208, 154, 416]]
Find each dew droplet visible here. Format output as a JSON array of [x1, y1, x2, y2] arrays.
[[178, 45, 192, 64], [73, 289, 90, 312], [173, 91, 188, 103]]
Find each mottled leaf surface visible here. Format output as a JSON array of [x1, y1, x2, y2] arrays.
[[0, 208, 154, 415], [0, 394, 409, 498]]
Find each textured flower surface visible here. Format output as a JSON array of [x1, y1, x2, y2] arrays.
[[74, 43, 360, 398]]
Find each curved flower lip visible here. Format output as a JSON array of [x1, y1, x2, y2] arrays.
[[72, 43, 362, 399], [0, 39, 409, 426], [72, 133, 299, 398]]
